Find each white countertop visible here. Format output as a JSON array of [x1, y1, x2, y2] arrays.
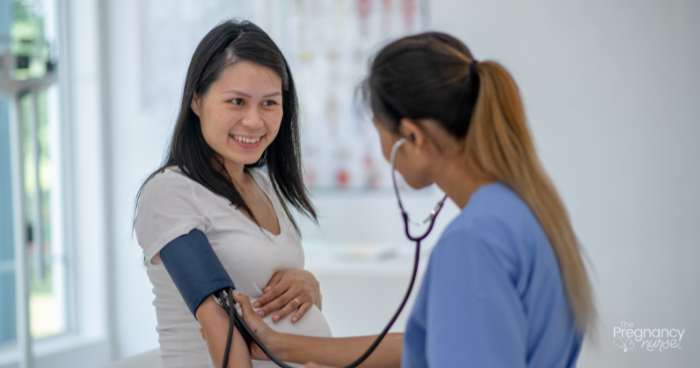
[[304, 241, 432, 276]]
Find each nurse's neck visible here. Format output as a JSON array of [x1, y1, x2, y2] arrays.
[[435, 158, 494, 209]]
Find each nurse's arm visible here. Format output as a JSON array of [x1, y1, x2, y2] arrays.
[[235, 293, 402, 368], [197, 296, 252, 368], [272, 333, 403, 368]]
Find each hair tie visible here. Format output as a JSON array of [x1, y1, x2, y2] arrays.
[[469, 60, 479, 75]]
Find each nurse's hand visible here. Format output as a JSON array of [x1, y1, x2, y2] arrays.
[[255, 269, 321, 324], [234, 292, 279, 361]]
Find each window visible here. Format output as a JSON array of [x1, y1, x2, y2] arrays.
[[0, 0, 71, 360], [0, 97, 16, 351]]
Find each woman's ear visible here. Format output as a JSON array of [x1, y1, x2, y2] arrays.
[[191, 94, 201, 117]]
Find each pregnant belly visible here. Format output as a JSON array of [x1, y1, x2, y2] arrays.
[[251, 305, 331, 368], [262, 304, 332, 337]]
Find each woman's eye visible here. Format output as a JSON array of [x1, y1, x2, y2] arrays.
[[229, 98, 244, 106], [263, 100, 279, 107]]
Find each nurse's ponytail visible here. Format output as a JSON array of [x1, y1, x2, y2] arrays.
[[468, 61, 597, 333], [364, 32, 596, 333]]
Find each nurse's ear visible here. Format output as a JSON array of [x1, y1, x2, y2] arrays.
[[191, 94, 202, 117], [399, 118, 440, 156], [399, 118, 423, 145]]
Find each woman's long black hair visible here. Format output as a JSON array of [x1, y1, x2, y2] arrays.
[[136, 19, 316, 231]]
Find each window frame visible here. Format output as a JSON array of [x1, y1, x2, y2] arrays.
[[0, 0, 110, 366]]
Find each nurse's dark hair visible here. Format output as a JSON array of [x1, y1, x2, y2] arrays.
[[135, 19, 315, 233], [362, 32, 597, 333]]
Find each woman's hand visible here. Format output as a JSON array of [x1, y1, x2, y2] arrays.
[[254, 269, 321, 324], [304, 363, 336, 368]]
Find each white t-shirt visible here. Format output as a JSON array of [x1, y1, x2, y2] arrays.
[[134, 166, 332, 368]]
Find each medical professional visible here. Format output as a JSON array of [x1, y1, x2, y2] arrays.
[[134, 20, 332, 367], [232, 31, 597, 368]]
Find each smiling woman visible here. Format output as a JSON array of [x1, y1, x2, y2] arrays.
[[133, 20, 331, 368], [191, 61, 285, 171]]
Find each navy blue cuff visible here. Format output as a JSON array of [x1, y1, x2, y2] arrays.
[[159, 229, 235, 317]]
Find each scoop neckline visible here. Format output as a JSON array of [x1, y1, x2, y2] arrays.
[[164, 166, 285, 238], [247, 170, 284, 238]]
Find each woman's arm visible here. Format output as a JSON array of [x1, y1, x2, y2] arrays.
[[197, 297, 252, 368], [235, 293, 402, 368]]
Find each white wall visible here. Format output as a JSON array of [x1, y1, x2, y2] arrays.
[[100, 0, 164, 359], [101, 0, 699, 366]]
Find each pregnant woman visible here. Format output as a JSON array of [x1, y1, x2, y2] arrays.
[[134, 20, 331, 367]]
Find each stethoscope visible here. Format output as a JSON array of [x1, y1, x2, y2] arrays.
[[218, 137, 448, 368]]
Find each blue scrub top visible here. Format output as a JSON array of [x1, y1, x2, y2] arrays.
[[402, 182, 583, 367]]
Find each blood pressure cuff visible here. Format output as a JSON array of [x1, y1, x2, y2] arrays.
[[159, 229, 235, 317]]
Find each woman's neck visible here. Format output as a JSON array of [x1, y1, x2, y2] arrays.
[[222, 160, 251, 188]]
